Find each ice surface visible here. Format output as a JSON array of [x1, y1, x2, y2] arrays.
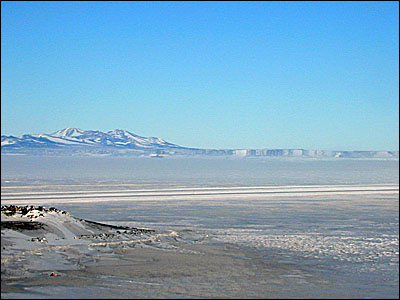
[[1, 156, 399, 298]]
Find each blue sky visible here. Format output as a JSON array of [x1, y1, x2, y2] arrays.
[[1, 1, 398, 150]]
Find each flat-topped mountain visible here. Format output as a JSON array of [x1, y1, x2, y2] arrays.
[[1, 128, 398, 158]]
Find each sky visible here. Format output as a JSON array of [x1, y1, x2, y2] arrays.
[[1, 1, 399, 151]]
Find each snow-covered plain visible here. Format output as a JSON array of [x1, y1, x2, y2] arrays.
[[1, 156, 399, 298]]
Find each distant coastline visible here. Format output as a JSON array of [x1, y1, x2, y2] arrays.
[[2, 128, 398, 158]]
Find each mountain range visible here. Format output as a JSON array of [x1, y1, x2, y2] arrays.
[[1, 128, 398, 158]]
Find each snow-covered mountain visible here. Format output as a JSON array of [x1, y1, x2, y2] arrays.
[[1, 128, 190, 154], [48, 128, 181, 149], [1, 128, 398, 158]]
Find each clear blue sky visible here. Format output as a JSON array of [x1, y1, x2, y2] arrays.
[[2, 1, 399, 150]]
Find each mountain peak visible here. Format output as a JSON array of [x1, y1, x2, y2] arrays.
[[52, 128, 85, 137], [107, 129, 127, 135], [107, 129, 144, 139]]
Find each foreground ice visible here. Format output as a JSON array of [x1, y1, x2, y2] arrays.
[[1, 183, 399, 299]]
